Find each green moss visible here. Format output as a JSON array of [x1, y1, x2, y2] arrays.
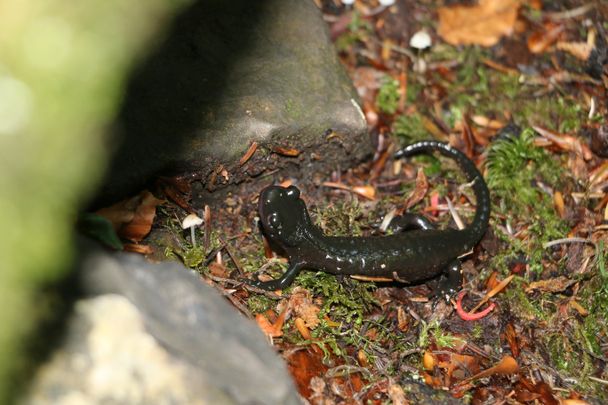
[[313, 199, 368, 237], [486, 129, 568, 274], [392, 113, 431, 144], [376, 75, 400, 115], [502, 278, 548, 321], [334, 10, 372, 52], [246, 294, 276, 314]]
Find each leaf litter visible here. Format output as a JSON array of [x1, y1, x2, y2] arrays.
[[88, 0, 608, 402]]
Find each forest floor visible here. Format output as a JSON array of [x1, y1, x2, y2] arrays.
[[95, 1, 608, 403]]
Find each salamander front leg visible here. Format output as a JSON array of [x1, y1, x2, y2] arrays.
[[245, 262, 304, 291], [388, 213, 434, 233], [427, 259, 462, 299]]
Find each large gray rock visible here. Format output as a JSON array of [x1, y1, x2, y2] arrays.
[[100, 0, 369, 203], [24, 244, 301, 404]]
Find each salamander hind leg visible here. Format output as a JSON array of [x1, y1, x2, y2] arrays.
[[427, 259, 462, 300], [245, 262, 303, 291], [388, 213, 434, 233]]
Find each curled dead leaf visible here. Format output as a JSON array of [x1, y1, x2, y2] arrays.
[[96, 190, 164, 242], [405, 168, 429, 209]]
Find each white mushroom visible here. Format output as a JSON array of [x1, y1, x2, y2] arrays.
[[409, 30, 432, 73], [379, 0, 395, 6], [342, 0, 355, 5], [409, 30, 432, 50], [182, 213, 203, 247]]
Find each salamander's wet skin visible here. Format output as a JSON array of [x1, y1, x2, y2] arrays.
[[247, 141, 490, 298]]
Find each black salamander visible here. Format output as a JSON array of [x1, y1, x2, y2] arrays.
[[248, 141, 490, 296]]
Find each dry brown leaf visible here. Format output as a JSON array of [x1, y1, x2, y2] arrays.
[[469, 274, 514, 313], [525, 276, 576, 293], [96, 190, 163, 242], [527, 23, 565, 54], [556, 41, 593, 61], [533, 125, 593, 160], [569, 299, 589, 316], [289, 287, 321, 329], [397, 306, 409, 332], [239, 141, 258, 166], [387, 382, 408, 405], [405, 168, 429, 210], [119, 191, 163, 242], [438, 0, 520, 46], [458, 355, 519, 385], [504, 322, 520, 358]]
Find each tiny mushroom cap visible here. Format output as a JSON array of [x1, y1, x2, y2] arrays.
[[379, 0, 395, 6], [182, 213, 203, 229], [409, 30, 432, 50], [342, 0, 355, 5]]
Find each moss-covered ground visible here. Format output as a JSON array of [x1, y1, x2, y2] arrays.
[[97, 1, 608, 402]]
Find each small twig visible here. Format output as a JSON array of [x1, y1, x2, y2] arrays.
[[203, 205, 211, 253], [222, 290, 253, 318], [220, 237, 245, 276], [446, 198, 465, 230], [206, 274, 283, 300], [588, 376, 608, 386], [545, 3, 595, 21], [326, 364, 373, 379], [543, 237, 595, 249]]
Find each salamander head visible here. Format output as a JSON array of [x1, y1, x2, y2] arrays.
[[258, 185, 310, 248]]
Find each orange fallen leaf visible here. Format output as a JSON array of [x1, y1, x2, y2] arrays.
[[239, 141, 258, 166], [532, 125, 593, 160], [423, 351, 436, 370], [322, 182, 376, 200], [504, 322, 520, 358], [96, 190, 164, 242], [438, 0, 520, 47], [255, 307, 287, 338], [471, 115, 506, 129], [457, 355, 519, 386], [123, 243, 154, 255], [357, 349, 368, 367], [294, 317, 311, 340], [273, 146, 301, 157], [527, 23, 565, 54], [469, 274, 514, 313], [554, 191, 565, 218]]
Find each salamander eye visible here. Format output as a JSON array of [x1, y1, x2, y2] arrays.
[[286, 186, 300, 199], [266, 212, 280, 229]]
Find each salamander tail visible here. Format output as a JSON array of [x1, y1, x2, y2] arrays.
[[395, 141, 490, 245]]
